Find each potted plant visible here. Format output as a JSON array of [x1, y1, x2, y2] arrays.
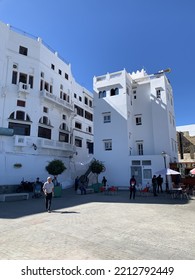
[[89, 159, 105, 192]]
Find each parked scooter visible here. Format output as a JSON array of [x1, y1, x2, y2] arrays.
[[16, 179, 34, 193]]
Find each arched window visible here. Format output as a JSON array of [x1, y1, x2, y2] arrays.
[[110, 88, 119, 96], [114, 88, 119, 95], [59, 122, 68, 131], [39, 116, 51, 126], [99, 90, 106, 98], [8, 111, 31, 121], [8, 111, 31, 136], [110, 88, 115, 96], [38, 116, 52, 139]]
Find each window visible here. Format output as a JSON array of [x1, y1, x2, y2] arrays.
[[40, 80, 43, 91], [8, 111, 31, 136], [51, 64, 55, 70], [143, 169, 152, 179], [87, 126, 92, 133], [156, 89, 161, 98], [9, 122, 30, 136], [60, 91, 70, 102], [104, 140, 112, 151], [135, 116, 142, 125], [60, 123, 68, 131], [110, 88, 119, 96], [43, 107, 48, 113], [39, 116, 51, 126], [74, 93, 77, 98], [79, 96, 82, 102], [137, 143, 143, 155], [58, 69, 62, 75], [65, 73, 69, 80], [87, 141, 93, 154], [75, 138, 82, 147], [85, 111, 93, 121], [133, 90, 137, 99], [103, 113, 111, 123], [16, 111, 25, 120], [62, 114, 66, 120], [12, 71, 18, 84], [74, 105, 83, 117], [9, 111, 30, 121], [85, 97, 88, 105], [142, 160, 151, 165], [89, 100, 92, 107], [19, 46, 28, 56], [28, 75, 34, 88], [75, 122, 82, 129], [132, 160, 141, 165], [44, 82, 49, 92], [17, 100, 26, 107], [19, 73, 27, 84], [41, 72, 44, 78], [59, 132, 69, 143], [99, 90, 106, 98], [38, 127, 51, 139]]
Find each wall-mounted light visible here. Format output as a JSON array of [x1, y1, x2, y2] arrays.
[[32, 143, 37, 150]]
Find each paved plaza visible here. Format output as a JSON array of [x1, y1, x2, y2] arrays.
[[0, 188, 195, 260]]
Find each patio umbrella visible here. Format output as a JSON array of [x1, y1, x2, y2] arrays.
[[189, 168, 195, 175], [155, 168, 181, 175]]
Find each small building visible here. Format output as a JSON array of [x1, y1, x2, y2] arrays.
[[93, 69, 178, 188]]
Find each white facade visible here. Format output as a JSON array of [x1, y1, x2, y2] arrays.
[[93, 69, 178, 188], [0, 21, 93, 187]]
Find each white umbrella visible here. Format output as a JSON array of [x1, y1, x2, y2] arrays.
[[155, 168, 181, 175]]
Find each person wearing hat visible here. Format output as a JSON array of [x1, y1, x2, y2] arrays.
[[43, 177, 54, 212]]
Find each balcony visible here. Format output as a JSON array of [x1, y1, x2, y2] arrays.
[[37, 138, 76, 153], [18, 82, 30, 96], [41, 90, 74, 111]]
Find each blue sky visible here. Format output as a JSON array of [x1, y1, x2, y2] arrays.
[[0, 0, 194, 126]]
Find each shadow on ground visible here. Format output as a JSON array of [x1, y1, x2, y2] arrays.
[[0, 188, 192, 219]]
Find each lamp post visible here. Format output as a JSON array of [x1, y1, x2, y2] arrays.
[[161, 151, 169, 192]]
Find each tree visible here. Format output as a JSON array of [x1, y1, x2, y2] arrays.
[[89, 159, 105, 182], [45, 159, 66, 176]]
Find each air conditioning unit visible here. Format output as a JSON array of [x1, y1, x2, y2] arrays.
[[14, 135, 27, 146], [18, 82, 29, 93]]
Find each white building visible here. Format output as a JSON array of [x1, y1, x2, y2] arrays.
[[0, 21, 93, 188], [93, 69, 178, 188]]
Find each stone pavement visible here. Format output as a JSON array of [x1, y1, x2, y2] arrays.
[[0, 188, 195, 260]]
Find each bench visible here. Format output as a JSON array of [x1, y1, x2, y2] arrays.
[[0, 193, 29, 202]]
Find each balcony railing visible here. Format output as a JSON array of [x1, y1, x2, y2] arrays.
[[41, 90, 73, 111], [37, 138, 76, 152], [13, 135, 76, 153]]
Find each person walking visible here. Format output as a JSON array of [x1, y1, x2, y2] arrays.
[[129, 175, 136, 199], [102, 176, 107, 187], [157, 175, 163, 193], [43, 177, 54, 212], [74, 176, 79, 192], [152, 175, 158, 196]]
